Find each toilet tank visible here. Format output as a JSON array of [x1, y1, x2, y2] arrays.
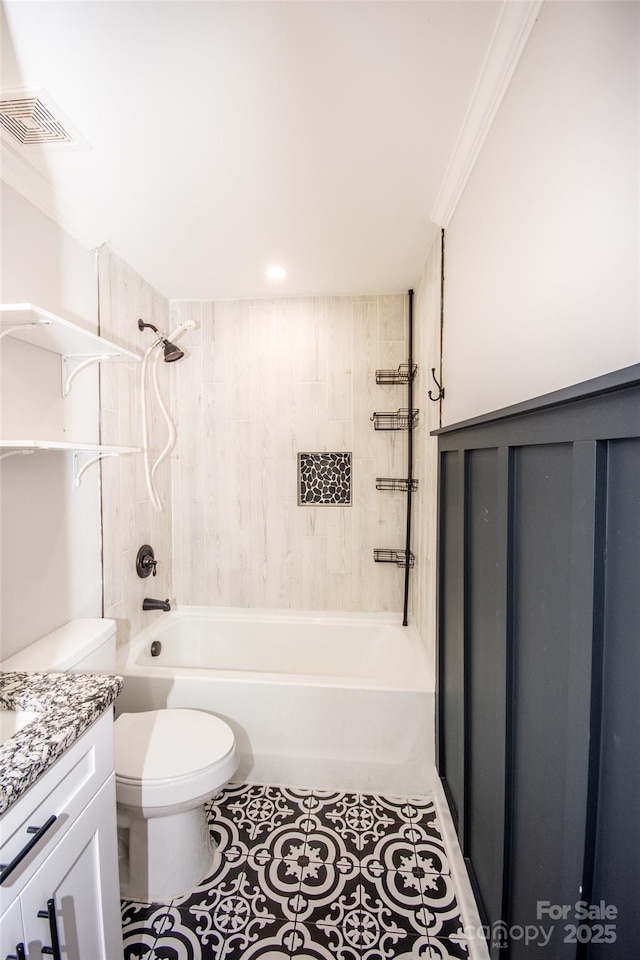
[[0, 619, 117, 673]]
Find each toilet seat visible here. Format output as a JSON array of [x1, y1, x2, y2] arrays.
[[114, 708, 238, 809]]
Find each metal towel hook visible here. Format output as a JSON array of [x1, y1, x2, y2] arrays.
[[428, 368, 445, 402]]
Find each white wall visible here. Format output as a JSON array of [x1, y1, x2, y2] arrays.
[[0, 184, 102, 656], [442, 0, 640, 425]]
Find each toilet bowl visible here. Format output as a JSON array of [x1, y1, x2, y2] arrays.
[[115, 708, 239, 901], [1, 619, 239, 903]]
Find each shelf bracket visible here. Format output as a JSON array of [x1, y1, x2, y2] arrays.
[[73, 450, 119, 488], [61, 354, 120, 398], [0, 449, 35, 462], [0, 320, 51, 341]]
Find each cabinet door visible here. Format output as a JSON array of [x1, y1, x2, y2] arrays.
[[0, 897, 25, 960], [21, 776, 122, 960]]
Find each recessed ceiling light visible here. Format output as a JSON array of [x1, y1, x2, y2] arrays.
[[265, 264, 287, 280]]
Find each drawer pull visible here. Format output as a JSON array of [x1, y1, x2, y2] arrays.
[[39, 898, 62, 960], [0, 815, 57, 884], [6, 946, 27, 960]]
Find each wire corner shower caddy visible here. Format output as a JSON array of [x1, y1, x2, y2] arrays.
[[373, 289, 418, 626]]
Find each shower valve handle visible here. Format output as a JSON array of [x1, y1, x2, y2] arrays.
[[136, 544, 158, 578]]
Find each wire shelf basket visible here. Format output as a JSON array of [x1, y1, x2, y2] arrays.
[[375, 477, 419, 492], [371, 408, 419, 431], [373, 549, 415, 568], [375, 363, 418, 385]]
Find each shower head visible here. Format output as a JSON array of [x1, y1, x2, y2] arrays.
[[162, 339, 184, 362], [138, 318, 185, 362]]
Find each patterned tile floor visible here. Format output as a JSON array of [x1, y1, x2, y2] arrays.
[[122, 782, 469, 959]]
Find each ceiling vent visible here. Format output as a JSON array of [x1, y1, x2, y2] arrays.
[[0, 89, 88, 148]]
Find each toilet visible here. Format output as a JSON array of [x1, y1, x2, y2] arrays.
[[1, 618, 239, 902], [114, 706, 237, 900]]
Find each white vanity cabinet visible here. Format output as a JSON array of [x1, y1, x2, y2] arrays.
[[0, 711, 122, 960]]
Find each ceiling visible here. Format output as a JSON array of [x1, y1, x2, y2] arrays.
[[1, 1, 505, 300]]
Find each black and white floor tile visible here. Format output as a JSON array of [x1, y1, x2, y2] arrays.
[[122, 783, 469, 959]]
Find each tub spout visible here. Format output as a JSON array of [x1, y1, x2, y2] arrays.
[[142, 598, 171, 612]]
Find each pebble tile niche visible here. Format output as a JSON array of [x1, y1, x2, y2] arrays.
[[298, 453, 352, 506]]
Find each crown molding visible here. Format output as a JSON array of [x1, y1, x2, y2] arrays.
[[0, 139, 108, 250], [430, 0, 544, 229]]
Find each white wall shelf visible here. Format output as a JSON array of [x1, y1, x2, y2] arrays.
[[0, 440, 140, 454], [0, 303, 141, 396], [0, 304, 142, 485], [0, 441, 140, 486], [0, 303, 140, 359]]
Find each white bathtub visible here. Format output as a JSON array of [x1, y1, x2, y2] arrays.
[[115, 607, 436, 794]]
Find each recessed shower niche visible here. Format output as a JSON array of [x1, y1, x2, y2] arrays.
[[297, 452, 352, 506]]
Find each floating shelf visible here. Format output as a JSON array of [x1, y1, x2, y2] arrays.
[[370, 408, 419, 431], [373, 549, 415, 568], [375, 363, 417, 385], [375, 477, 419, 492]]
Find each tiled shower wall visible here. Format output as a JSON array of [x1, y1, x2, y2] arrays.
[[98, 247, 173, 644], [96, 255, 441, 652], [170, 295, 410, 613]]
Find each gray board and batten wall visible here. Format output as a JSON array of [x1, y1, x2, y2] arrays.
[[433, 364, 640, 960]]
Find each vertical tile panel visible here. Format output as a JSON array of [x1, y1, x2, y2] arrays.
[[202, 381, 229, 604], [327, 572, 353, 610], [352, 300, 378, 461], [226, 418, 253, 585], [296, 381, 328, 451], [379, 294, 406, 342], [326, 420, 353, 452], [226, 300, 252, 420], [376, 495, 406, 612], [250, 299, 279, 461], [327, 297, 352, 421], [301, 535, 328, 610], [180, 496, 206, 603], [170, 456, 183, 601], [202, 300, 226, 384], [299, 297, 328, 383], [249, 458, 269, 607], [352, 457, 378, 611], [326, 508, 353, 577]]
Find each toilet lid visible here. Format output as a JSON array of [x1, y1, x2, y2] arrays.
[[114, 709, 235, 782]]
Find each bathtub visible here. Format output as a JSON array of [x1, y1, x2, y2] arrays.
[[115, 607, 436, 794]]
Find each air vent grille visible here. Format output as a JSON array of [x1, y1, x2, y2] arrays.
[[0, 90, 87, 148], [0, 95, 72, 145]]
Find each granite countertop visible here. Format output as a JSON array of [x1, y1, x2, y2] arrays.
[[0, 671, 123, 815]]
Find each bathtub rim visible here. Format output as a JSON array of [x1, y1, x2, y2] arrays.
[[117, 606, 434, 694]]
